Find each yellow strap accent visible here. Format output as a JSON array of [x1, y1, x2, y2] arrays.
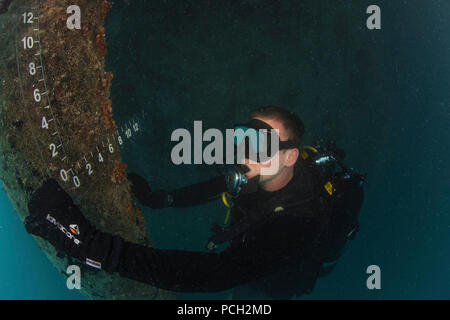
[[221, 192, 233, 225], [324, 181, 335, 196], [301, 146, 318, 160], [222, 192, 232, 208], [224, 208, 232, 225], [300, 150, 309, 160], [303, 146, 318, 153]]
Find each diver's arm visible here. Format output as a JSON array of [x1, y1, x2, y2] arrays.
[[168, 175, 227, 207], [128, 173, 227, 209], [25, 179, 317, 293], [116, 215, 319, 292]]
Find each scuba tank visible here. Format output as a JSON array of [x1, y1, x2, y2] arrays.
[[300, 139, 365, 277]]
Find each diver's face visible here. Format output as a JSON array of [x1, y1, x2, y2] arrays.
[[242, 117, 294, 184]]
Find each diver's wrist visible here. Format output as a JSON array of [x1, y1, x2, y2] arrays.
[[83, 230, 124, 274]]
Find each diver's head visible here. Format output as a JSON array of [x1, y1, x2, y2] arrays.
[[240, 106, 304, 192]]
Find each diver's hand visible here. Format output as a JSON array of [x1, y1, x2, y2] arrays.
[[127, 173, 172, 209], [127, 172, 152, 202], [25, 179, 95, 260], [25, 179, 123, 273]]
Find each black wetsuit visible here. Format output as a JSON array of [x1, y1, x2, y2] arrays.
[[117, 158, 327, 299]]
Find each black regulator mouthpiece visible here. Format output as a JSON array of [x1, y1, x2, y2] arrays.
[[225, 167, 248, 196], [225, 164, 259, 196]]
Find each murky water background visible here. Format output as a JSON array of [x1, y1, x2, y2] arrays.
[[1, 0, 448, 299]]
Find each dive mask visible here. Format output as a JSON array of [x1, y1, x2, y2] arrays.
[[233, 119, 298, 163]]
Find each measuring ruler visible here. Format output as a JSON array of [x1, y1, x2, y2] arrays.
[[13, 0, 144, 196]]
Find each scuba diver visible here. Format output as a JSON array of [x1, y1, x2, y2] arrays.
[[24, 106, 365, 299]]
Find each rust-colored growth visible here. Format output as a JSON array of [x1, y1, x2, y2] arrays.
[[95, 30, 107, 58], [100, 98, 114, 129], [105, 72, 114, 90], [113, 161, 128, 184], [100, 97, 111, 112], [100, 0, 112, 20], [96, 1, 112, 57], [96, 75, 102, 94], [136, 210, 145, 225], [82, 19, 94, 38], [97, 72, 114, 95], [96, 75, 105, 95], [98, 72, 116, 130], [127, 202, 134, 215]]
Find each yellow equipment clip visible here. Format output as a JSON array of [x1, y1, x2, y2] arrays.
[[324, 181, 335, 196], [222, 192, 233, 225]]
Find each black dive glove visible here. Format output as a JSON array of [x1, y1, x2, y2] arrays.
[[25, 179, 123, 273], [127, 172, 173, 209]]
